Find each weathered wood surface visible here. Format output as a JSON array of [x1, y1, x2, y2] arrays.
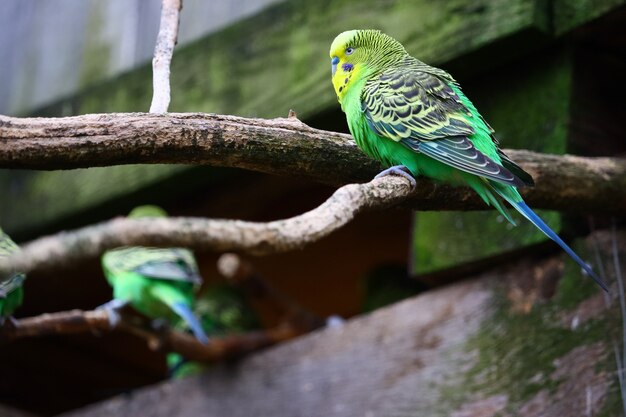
[[0, 404, 37, 417], [0, 0, 282, 115], [2, 113, 626, 215], [60, 230, 623, 417], [552, 0, 626, 34]]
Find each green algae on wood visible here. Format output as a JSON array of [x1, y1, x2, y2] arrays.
[[78, 1, 111, 89], [436, 232, 623, 415], [552, 0, 626, 35]]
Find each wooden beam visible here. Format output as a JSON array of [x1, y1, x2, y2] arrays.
[[552, 0, 626, 34], [59, 230, 622, 417], [0, 404, 37, 417]]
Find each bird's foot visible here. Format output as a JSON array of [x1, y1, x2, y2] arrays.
[[7, 316, 18, 330], [375, 165, 417, 190], [151, 318, 170, 333], [96, 299, 129, 328], [325, 315, 345, 329], [0, 316, 18, 330]]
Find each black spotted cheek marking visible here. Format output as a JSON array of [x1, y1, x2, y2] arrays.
[[339, 86, 343, 92]]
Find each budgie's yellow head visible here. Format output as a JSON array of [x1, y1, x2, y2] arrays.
[[329, 30, 407, 102]]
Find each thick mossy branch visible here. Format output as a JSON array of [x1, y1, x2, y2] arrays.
[[1, 113, 625, 213], [0, 175, 413, 276]]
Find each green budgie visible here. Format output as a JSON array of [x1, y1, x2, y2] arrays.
[[0, 228, 25, 324], [101, 205, 209, 343], [329, 30, 607, 291]]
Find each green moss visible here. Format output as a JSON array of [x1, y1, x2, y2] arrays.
[[552, 0, 626, 35], [35, 0, 549, 120], [0, 165, 185, 233], [473, 51, 573, 155], [78, 2, 111, 88], [465, 303, 608, 404], [438, 276, 615, 414], [553, 240, 602, 310], [413, 210, 561, 274]]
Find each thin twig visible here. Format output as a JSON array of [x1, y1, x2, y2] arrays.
[[165, 322, 303, 362], [0, 175, 413, 277], [149, 0, 183, 113], [0, 308, 305, 363]]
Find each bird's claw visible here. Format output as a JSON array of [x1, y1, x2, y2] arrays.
[[96, 299, 129, 328], [375, 165, 417, 190], [325, 315, 345, 329], [151, 318, 169, 333], [0, 316, 18, 330]]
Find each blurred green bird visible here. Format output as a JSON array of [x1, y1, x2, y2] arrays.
[[0, 228, 25, 324], [101, 205, 208, 344]]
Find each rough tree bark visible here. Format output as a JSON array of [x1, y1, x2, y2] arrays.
[[1, 113, 625, 214]]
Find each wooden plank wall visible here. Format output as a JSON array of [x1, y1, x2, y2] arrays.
[[60, 231, 623, 417]]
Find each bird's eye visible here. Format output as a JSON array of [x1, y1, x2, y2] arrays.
[[346, 47, 355, 55]]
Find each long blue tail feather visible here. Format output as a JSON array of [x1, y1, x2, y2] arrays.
[[171, 302, 209, 344], [513, 201, 608, 292]]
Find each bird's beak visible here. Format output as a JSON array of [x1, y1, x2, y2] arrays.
[[331, 57, 339, 77]]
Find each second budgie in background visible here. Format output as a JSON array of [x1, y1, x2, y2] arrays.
[[0, 228, 25, 324], [101, 205, 209, 344]]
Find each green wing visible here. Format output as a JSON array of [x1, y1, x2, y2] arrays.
[[361, 65, 527, 187], [362, 66, 473, 140], [102, 247, 201, 284], [0, 229, 26, 295], [0, 228, 25, 318], [0, 274, 25, 299]]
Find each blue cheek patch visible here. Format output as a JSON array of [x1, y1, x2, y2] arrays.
[[342, 63, 354, 72]]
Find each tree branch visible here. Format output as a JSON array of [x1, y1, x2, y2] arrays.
[[0, 308, 307, 363], [1, 112, 625, 214], [0, 309, 111, 338], [149, 0, 182, 113], [218, 253, 326, 329], [0, 175, 413, 276]]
